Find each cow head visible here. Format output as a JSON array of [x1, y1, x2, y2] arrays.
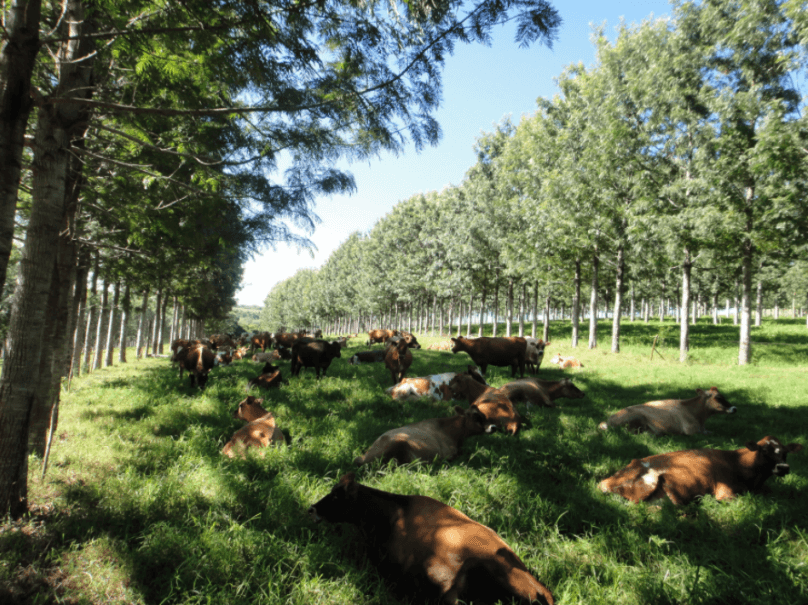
[[559, 379, 586, 399], [308, 473, 361, 523], [453, 406, 497, 435], [698, 387, 736, 415], [233, 395, 267, 420], [745, 436, 803, 478], [450, 337, 467, 354]]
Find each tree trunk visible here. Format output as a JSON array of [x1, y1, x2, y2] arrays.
[[680, 248, 692, 362], [0, 0, 42, 300], [93, 282, 109, 370], [151, 288, 162, 356], [518, 283, 525, 337], [755, 280, 763, 327], [629, 282, 635, 322], [739, 199, 754, 365], [611, 245, 624, 353], [68, 250, 90, 382], [118, 284, 130, 363], [505, 278, 513, 337], [543, 291, 551, 343], [135, 288, 149, 359], [588, 252, 599, 349], [104, 281, 120, 367], [478, 285, 486, 337], [80, 251, 99, 374], [466, 291, 474, 336], [572, 260, 581, 348], [492, 269, 500, 337]]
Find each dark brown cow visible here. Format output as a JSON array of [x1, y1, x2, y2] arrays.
[[598, 436, 803, 505], [246, 363, 284, 391], [249, 331, 273, 352], [291, 338, 342, 378], [349, 349, 386, 365], [598, 387, 736, 435], [175, 343, 215, 389], [451, 336, 527, 378], [366, 329, 400, 346], [384, 336, 413, 384], [399, 331, 422, 349], [222, 396, 288, 458], [273, 332, 300, 349], [308, 473, 555, 605]]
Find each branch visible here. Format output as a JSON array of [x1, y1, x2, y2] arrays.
[[74, 237, 150, 256], [93, 123, 223, 166]]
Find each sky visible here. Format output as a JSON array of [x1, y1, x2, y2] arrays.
[[236, 0, 675, 307]]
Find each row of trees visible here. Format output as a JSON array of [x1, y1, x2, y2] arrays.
[[261, 0, 808, 362], [0, 0, 563, 517]]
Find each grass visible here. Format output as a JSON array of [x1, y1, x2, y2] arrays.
[[2, 317, 807, 604]]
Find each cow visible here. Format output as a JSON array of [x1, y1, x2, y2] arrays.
[[448, 371, 492, 404], [175, 343, 215, 389], [252, 350, 281, 363], [366, 329, 400, 346], [231, 346, 249, 361], [354, 406, 496, 466], [451, 336, 527, 378], [549, 354, 583, 369], [349, 350, 386, 365], [273, 332, 300, 349], [210, 333, 236, 350], [291, 338, 342, 378], [308, 473, 555, 605], [470, 391, 525, 436], [598, 436, 803, 505], [335, 336, 350, 348], [384, 336, 413, 384], [222, 396, 288, 458], [249, 331, 273, 352], [524, 338, 549, 374], [399, 331, 422, 349], [246, 364, 284, 391], [385, 366, 486, 402], [598, 387, 736, 436], [499, 377, 586, 410]]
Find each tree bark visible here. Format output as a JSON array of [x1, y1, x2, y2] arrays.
[[151, 288, 162, 356], [611, 245, 624, 353], [755, 279, 763, 327], [588, 252, 599, 349], [572, 260, 581, 348], [68, 250, 90, 382], [505, 277, 513, 337], [477, 285, 486, 337], [93, 282, 109, 370], [739, 191, 754, 365], [80, 251, 99, 374], [118, 284, 130, 363], [680, 248, 692, 362], [104, 281, 120, 367], [135, 288, 149, 358]]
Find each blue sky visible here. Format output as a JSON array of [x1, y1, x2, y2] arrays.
[[237, 0, 674, 307]]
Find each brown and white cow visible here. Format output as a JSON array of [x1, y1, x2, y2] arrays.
[[385, 366, 487, 402], [291, 338, 342, 379], [222, 396, 288, 458], [384, 336, 413, 384], [308, 473, 554, 605], [598, 436, 803, 505], [399, 331, 422, 349], [174, 343, 216, 389], [354, 406, 496, 466], [349, 349, 386, 365], [366, 328, 400, 346], [451, 336, 527, 378], [246, 363, 284, 391], [524, 338, 549, 374], [549, 354, 583, 369], [598, 387, 736, 435]]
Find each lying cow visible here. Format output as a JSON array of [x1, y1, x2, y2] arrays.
[[470, 391, 526, 435], [349, 349, 386, 365], [451, 336, 527, 378], [366, 328, 400, 346], [598, 387, 736, 435], [385, 366, 486, 402], [354, 406, 495, 466], [309, 473, 555, 605], [384, 336, 413, 384], [222, 396, 289, 457], [291, 338, 342, 378], [598, 436, 803, 505], [500, 377, 586, 410], [246, 363, 284, 391], [549, 354, 583, 369], [252, 350, 281, 363]]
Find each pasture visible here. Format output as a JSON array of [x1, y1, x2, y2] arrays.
[[2, 319, 807, 604]]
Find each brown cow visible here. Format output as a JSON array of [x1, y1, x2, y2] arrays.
[[366, 328, 400, 346], [308, 473, 555, 605], [354, 406, 495, 466], [273, 332, 300, 349], [384, 336, 413, 384], [500, 377, 586, 410], [598, 436, 803, 505], [451, 336, 527, 378], [399, 331, 422, 349], [349, 349, 386, 365], [174, 343, 216, 389], [470, 391, 525, 436], [246, 364, 284, 391], [222, 396, 288, 458], [291, 338, 342, 378], [549, 354, 583, 369], [385, 366, 486, 402], [598, 387, 736, 435]]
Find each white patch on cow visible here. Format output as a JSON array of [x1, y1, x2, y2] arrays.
[[775, 448, 781, 454], [642, 468, 661, 486]]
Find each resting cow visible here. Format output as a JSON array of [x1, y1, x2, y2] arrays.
[[598, 387, 736, 435], [349, 350, 386, 365], [291, 338, 342, 378], [308, 473, 555, 605], [222, 396, 289, 458], [549, 354, 583, 369], [500, 378, 586, 410], [451, 336, 527, 378], [246, 363, 284, 391], [384, 336, 413, 384], [598, 436, 802, 505], [385, 366, 486, 402], [354, 406, 495, 466]]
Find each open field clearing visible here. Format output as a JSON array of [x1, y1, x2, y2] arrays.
[[2, 319, 807, 604]]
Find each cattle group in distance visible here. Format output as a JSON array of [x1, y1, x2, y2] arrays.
[[161, 328, 802, 604]]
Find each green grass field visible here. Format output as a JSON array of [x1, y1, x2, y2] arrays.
[[2, 318, 807, 604]]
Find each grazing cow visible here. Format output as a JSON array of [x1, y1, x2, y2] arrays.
[[451, 336, 527, 378], [222, 396, 288, 458], [366, 329, 400, 346], [247, 363, 284, 391], [354, 406, 495, 466], [524, 338, 549, 374], [598, 387, 736, 435], [309, 473, 555, 605], [549, 354, 583, 369], [399, 331, 422, 349], [291, 338, 342, 378], [598, 436, 803, 505], [385, 366, 486, 402], [384, 336, 413, 384], [175, 344, 215, 388], [349, 350, 386, 365]]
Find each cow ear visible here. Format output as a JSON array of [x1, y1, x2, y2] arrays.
[[745, 441, 760, 452], [451, 338, 458, 343], [453, 405, 465, 415], [787, 443, 803, 454], [695, 388, 706, 396], [256, 398, 264, 404]]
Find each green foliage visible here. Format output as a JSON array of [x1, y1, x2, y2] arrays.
[[6, 320, 808, 603]]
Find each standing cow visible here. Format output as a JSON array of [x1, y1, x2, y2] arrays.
[[451, 336, 527, 378], [291, 339, 342, 379], [384, 336, 413, 384]]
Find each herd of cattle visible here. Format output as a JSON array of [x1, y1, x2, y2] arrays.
[[166, 330, 801, 605]]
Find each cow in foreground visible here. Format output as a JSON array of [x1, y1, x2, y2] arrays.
[[385, 366, 486, 402], [222, 396, 288, 457], [384, 336, 413, 384], [598, 387, 736, 435], [291, 338, 342, 378], [354, 406, 495, 466], [598, 436, 802, 505], [451, 336, 527, 378], [308, 473, 554, 605]]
